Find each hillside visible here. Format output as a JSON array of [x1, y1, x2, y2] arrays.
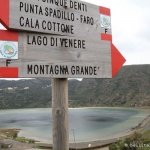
[[0, 65, 150, 109], [70, 65, 150, 107]]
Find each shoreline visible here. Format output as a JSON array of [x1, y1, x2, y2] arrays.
[[0, 108, 149, 150], [69, 115, 150, 149], [0, 115, 149, 150], [0, 106, 150, 110], [15, 107, 150, 144]]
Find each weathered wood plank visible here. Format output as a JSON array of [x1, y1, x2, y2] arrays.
[[7, 0, 112, 38], [0, 32, 112, 78], [52, 78, 69, 150]]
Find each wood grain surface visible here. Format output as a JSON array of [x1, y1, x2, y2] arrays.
[[52, 78, 69, 150], [0, 32, 112, 78], [9, 0, 111, 38]]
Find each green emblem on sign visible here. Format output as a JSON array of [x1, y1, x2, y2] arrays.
[[101, 15, 111, 29], [0, 42, 18, 59]]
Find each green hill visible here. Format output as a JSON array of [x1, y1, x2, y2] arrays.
[[70, 65, 150, 107], [0, 65, 150, 109]]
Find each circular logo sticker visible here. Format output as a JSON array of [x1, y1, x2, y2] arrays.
[[101, 15, 111, 29], [0, 42, 18, 59]]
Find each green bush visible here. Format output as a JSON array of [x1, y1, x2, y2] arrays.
[[15, 137, 35, 143], [109, 143, 120, 150]]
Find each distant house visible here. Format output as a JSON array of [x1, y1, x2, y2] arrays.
[[24, 87, 29, 90], [7, 87, 13, 90]]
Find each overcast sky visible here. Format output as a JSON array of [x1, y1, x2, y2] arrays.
[[83, 0, 150, 65], [0, 0, 150, 80]]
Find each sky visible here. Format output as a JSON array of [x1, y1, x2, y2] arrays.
[[82, 0, 150, 65], [0, 0, 150, 80]]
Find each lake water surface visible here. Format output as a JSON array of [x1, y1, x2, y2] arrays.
[[0, 107, 149, 143]]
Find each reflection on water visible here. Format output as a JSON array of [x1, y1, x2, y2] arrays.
[[0, 108, 149, 143]]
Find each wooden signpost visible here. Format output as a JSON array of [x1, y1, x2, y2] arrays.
[[0, 0, 126, 150]]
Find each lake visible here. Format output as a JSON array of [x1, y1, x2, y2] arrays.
[[0, 107, 149, 143]]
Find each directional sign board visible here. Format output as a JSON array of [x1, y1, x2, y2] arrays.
[[0, 0, 126, 78], [0, 30, 126, 78], [0, 0, 111, 39]]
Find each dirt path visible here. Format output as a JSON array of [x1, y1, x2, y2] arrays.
[[1, 139, 35, 150], [94, 147, 109, 150]]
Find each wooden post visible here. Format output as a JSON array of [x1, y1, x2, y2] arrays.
[[52, 78, 69, 150]]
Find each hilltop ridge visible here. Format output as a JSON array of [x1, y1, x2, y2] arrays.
[[0, 65, 150, 109]]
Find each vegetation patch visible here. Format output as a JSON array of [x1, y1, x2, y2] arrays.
[[15, 137, 38, 143], [33, 145, 52, 149], [0, 129, 38, 144], [0, 129, 19, 139], [109, 131, 150, 150], [142, 130, 150, 139]]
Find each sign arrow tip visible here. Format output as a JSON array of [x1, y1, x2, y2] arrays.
[[111, 44, 126, 77]]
